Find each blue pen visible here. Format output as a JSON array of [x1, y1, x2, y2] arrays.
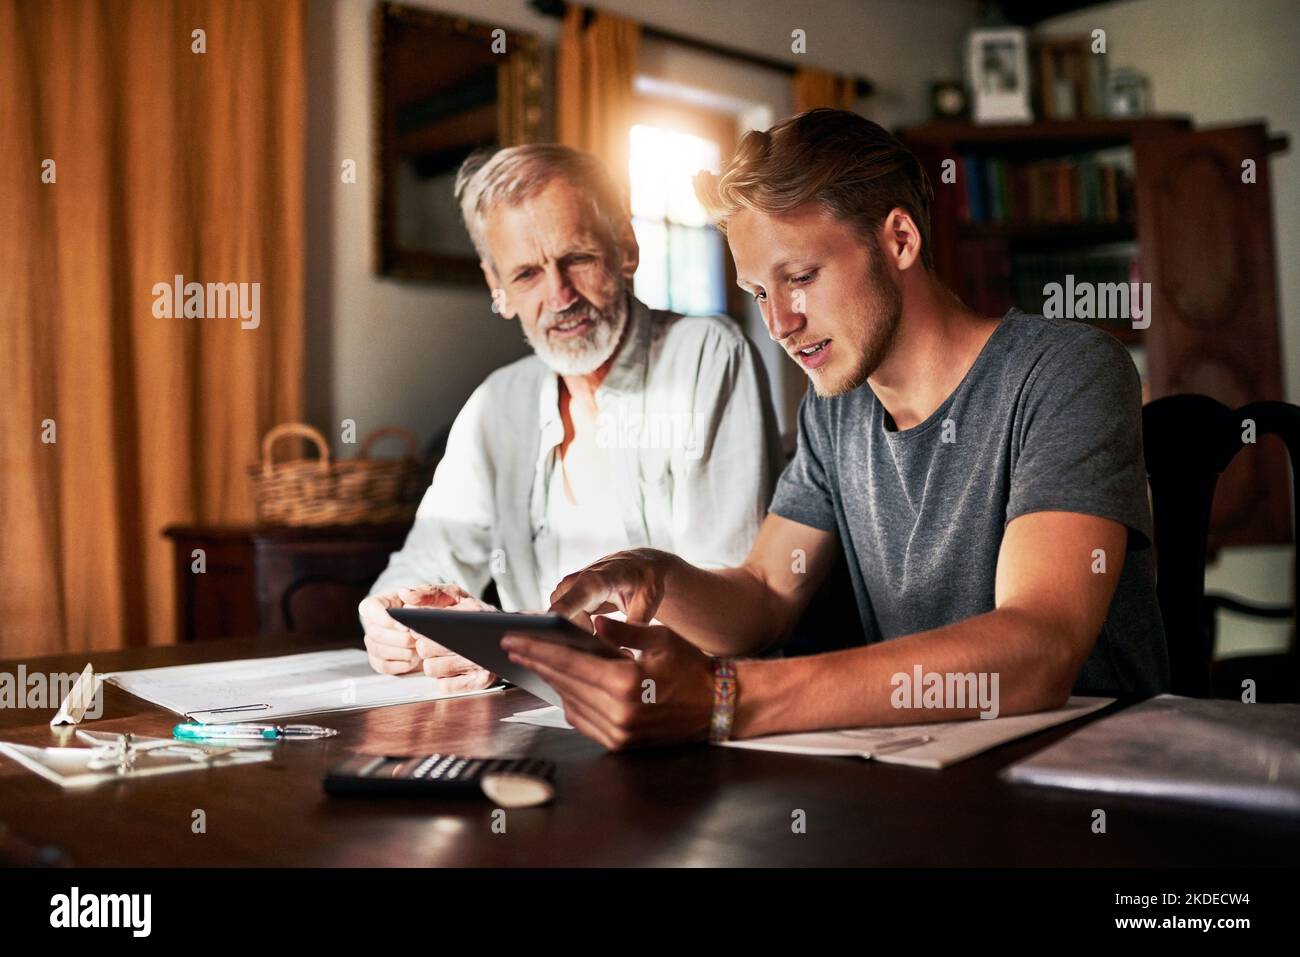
[[173, 723, 338, 742]]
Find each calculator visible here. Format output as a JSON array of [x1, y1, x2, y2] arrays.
[[323, 752, 557, 807]]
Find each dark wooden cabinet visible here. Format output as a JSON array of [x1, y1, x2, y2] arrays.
[[162, 525, 260, 644], [163, 523, 410, 642], [1131, 123, 1291, 548], [900, 117, 1291, 549]]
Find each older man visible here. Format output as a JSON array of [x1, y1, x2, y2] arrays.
[[361, 144, 782, 690]]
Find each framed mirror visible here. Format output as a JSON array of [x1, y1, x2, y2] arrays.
[[374, 2, 546, 282]]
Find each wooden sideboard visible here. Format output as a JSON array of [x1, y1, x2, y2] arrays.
[[162, 523, 411, 642]]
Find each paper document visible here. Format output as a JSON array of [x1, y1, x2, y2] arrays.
[[49, 663, 100, 727], [1002, 694, 1300, 815], [106, 648, 503, 723], [503, 697, 1113, 769], [0, 738, 272, 789], [502, 705, 574, 729], [718, 696, 1114, 768]]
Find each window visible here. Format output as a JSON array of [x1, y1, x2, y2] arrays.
[[628, 122, 728, 316]]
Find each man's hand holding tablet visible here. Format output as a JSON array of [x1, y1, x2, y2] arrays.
[[499, 614, 716, 750]]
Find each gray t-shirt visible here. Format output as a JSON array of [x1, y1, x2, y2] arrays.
[[770, 309, 1169, 696]]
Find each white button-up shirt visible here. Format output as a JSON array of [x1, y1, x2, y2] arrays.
[[369, 295, 783, 612]]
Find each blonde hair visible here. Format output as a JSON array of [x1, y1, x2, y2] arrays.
[[454, 144, 630, 266], [695, 108, 935, 270]]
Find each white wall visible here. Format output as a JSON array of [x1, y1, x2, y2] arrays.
[[1040, 0, 1300, 658], [305, 0, 976, 449]]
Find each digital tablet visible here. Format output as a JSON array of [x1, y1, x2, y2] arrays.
[[387, 608, 622, 708]]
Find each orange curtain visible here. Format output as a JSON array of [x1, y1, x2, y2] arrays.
[[793, 67, 857, 113], [0, 0, 304, 657], [556, 5, 640, 203]]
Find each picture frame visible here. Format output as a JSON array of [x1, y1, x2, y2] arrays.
[[1035, 36, 1099, 120], [1105, 68, 1152, 118], [373, 2, 546, 284], [967, 27, 1032, 124]]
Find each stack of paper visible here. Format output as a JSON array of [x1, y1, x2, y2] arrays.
[[717, 697, 1113, 769], [503, 697, 1115, 769], [1002, 694, 1300, 815], [106, 648, 502, 723]]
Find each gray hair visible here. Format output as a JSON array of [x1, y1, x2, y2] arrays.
[[454, 144, 630, 267]]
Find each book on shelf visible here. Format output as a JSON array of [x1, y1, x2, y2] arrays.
[[957, 153, 1133, 227]]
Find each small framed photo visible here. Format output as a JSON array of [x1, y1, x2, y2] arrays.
[[1106, 68, 1152, 117], [968, 27, 1032, 124], [1035, 36, 1099, 119]]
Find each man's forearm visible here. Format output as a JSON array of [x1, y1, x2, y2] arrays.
[[656, 554, 791, 657], [731, 606, 1083, 737]]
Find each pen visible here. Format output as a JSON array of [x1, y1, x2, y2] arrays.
[[173, 723, 338, 741]]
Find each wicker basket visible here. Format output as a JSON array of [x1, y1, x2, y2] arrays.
[[249, 422, 433, 527]]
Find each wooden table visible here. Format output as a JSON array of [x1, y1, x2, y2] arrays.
[[2, 637, 1297, 867]]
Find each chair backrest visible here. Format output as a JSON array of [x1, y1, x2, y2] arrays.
[[1142, 395, 1300, 696]]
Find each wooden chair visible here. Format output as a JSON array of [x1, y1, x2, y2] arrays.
[[1143, 396, 1299, 700]]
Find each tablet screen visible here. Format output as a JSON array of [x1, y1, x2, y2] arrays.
[[387, 608, 623, 708]]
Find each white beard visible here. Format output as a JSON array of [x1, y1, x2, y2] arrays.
[[526, 290, 629, 376]]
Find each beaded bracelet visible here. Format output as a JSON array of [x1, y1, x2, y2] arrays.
[[709, 658, 738, 743]]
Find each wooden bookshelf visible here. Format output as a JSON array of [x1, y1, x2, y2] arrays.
[[958, 221, 1136, 243], [902, 116, 1190, 148], [900, 117, 1189, 325]]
